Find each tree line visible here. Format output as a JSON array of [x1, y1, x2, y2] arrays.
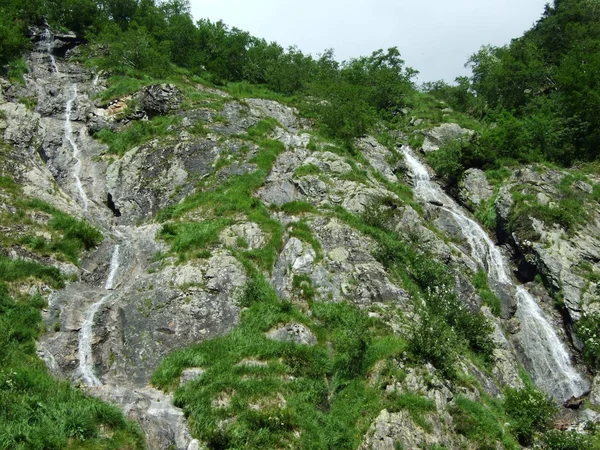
[[424, 0, 600, 178]]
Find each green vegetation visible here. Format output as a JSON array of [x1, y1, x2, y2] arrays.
[[0, 178, 103, 264], [424, 0, 600, 181], [0, 174, 139, 449], [0, 280, 144, 450], [473, 270, 502, 316], [576, 311, 600, 369], [96, 115, 181, 156], [152, 274, 408, 449], [450, 395, 519, 449], [504, 383, 557, 446]]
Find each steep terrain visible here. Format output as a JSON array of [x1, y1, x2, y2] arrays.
[[1, 27, 600, 449]]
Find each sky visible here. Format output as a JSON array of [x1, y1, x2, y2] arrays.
[[189, 0, 550, 84]]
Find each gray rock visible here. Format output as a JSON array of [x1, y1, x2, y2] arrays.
[[356, 136, 398, 183], [95, 384, 202, 450], [180, 368, 206, 386], [266, 323, 317, 345], [360, 409, 456, 450], [422, 123, 473, 153], [139, 84, 182, 116], [247, 98, 302, 130], [459, 168, 493, 209], [590, 375, 600, 406], [219, 222, 266, 250]]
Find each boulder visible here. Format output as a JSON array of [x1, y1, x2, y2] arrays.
[[139, 84, 182, 117], [266, 323, 317, 346], [459, 168, 494, 209], [422, 123, 473, 153]]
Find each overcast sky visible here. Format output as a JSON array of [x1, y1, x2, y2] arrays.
[[189, 0, 549, 84]]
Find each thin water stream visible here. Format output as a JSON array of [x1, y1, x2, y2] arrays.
[[78, 244, 121, 386], [65, 85, 89, 212], [401, 145, 588, 401], [43, 28, 60, 74]]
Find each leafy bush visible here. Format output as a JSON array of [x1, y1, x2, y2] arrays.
[[541, 430, 596, 450], [576, 312, 600, 369], [504, 384, 557, 446]]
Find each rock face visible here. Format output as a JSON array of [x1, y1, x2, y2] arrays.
[[495, 167, 600, 327], [4, 27, 599, 450], [459, 167, 494, 209], [422, 123, 473, 153], [139, 84, 183, 117]]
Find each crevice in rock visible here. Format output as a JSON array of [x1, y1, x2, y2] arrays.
[[106, 193, 121, 217], [37, 145, 49, 164]]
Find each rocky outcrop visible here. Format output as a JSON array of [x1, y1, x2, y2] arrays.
[[139, 84, 182, 117], [5, 26, 599, 450], [495, 167, 600, 326], [459, 167, 494, 209], [266, 323, 317, 345], [422, 123, 473, 153]]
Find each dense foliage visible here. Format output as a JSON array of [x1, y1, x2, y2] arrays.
[[1, 0, 417, 143], [425, 0, 600, 179]]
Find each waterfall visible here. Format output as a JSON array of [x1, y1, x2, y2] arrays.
[[43, 28, 60, 74], [401, 145, 589, 401], [515, 287, 588, 400], [104, 245, 120, 290], [79, 245, 120, 386], [65, 85, 89, 212]]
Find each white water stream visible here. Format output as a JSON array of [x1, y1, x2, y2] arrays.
[[65, 85, 89, 212], [401, 145, 588, 401], [79, 245, 120, 386], [43, 28, 60, 74]]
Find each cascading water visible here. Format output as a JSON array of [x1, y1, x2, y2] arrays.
[[401, 145, 589, 401], [43, 28, 60, 74], [79, 245, 121, 386], [65, 85, 89, 212]]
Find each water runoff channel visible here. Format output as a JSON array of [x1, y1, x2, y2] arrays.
[[401, 146, 589, 402]]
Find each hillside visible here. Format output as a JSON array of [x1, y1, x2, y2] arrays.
[[1, 1, 600, 449]]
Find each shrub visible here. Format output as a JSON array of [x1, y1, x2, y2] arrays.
[[504, 385, 557, 446], [576, 312, 600, 369]]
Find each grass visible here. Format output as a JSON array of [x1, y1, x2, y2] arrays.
[[450, 395, 519, 450], [0, 181, 103, 265], [160, 219, 232, 255], [0, 275, 143, 450], [152, 274, 406, 449], [509, 170, 598, 237], [287, 220, 322, 261], [472, 270, 501, 316], [293, 163, 322, 178], [224, 81, 298, 105], [387, 392, 435, 431], [20, 199, 103, 264], [156, 122, 287, 270], [96, 115, 181, 156], [0, 256, 64, 289], [279, 201, 318, 215]]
